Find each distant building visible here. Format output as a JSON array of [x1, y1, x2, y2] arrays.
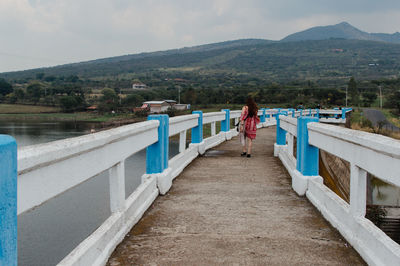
[[132, 83, 147, 90], [136, 100, 189, 113], [143, 101, 171, 113]]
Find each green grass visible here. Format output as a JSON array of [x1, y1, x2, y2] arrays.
[[0, 104, 60, 114], [381, 109, 400, 128]]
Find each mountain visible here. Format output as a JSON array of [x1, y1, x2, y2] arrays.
[[1, 34, 400, 84], [281, 22, 400, 44]]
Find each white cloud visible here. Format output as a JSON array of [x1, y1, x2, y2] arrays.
[[0, 0, 400, 72]]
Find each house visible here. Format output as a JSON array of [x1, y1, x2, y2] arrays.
[[132, 83, 147, 90], [136, 100, 189, 114], [86, 105, 98, 112], [143, 101, 171, 113]]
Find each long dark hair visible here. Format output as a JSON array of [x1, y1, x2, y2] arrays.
[[246, 97, 258, 117]]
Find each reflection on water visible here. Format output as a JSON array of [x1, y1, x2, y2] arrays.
[[370, 176, 400, 207], [0, 121, 97, 147], [1, 121, 179, 266]]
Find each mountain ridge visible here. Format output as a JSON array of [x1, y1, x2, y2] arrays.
[[281, 22, 400, 43]]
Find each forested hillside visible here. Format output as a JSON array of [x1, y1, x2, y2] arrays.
[[1, 39, 400, 85]]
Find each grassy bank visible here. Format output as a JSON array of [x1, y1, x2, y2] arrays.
[[0, 104, 60, 114], [350, 109, 400, 140]]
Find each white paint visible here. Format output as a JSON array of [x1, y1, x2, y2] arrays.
[[16, 111, 278, 265], [275, 115, 400, 265], [179, 130, 187, 153], [18, 120, 159, 215], [109, 161, 125, 213], [169, 114, 198, 136], [349, 164, 367, 217]]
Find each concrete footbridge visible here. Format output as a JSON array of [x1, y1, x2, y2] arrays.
[[1, 107, 400, 265]]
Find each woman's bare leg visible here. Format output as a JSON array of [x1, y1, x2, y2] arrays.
[[247, 138, 253, 154]]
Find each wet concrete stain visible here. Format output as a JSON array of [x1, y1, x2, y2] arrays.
[[108, 127, 366, 265]]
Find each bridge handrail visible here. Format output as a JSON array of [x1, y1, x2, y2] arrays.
[[17, 120, 159, 215], [308, 122, 400, 187], [279, 116, 297, 137], [203, 111, 226, 124], [274, 112, 400, 265], [169, 114, 199, 136]]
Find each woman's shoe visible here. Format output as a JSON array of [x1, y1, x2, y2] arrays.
[[247, 154, 251, 158], [241, 152, 247, 156]]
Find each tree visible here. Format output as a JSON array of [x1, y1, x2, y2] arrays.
[[0, 78, 13, 96], [123, 94, 144, 107], [362, 92, 377, 107], [14, 88, 25, 101], [183, 88, 196, 104], [36, 73, 45, 80], [26, 82, 43, 104], [348, 77, 360, 107], [99, 88, 118, 112], [385, 90, 400, 113]]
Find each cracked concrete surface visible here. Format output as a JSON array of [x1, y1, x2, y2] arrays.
[[108, 127, 365, 265]]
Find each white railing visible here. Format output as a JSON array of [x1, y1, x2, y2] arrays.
[[14, 109, 271, 266], [274, 114, 400, 266]]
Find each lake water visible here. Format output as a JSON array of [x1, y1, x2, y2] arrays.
[[0, 121, 179, 266]]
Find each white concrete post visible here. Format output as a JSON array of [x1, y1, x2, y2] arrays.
[[109, 161, 126, 213], [287, 133, 294, 157], [350, 163, 367, 217], [179, 130, 187, 153], [211, 121, 216, 136]]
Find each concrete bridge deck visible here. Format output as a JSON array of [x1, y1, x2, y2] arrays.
[[107, 127, 365, 265]]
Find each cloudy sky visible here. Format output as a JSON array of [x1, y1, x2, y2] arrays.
[[1, 0, 400, 72]]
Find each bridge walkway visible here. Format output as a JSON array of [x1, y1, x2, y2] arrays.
[[107, 127, 365, 265]]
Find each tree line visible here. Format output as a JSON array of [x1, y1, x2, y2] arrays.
[[1, 75, 399, 114]]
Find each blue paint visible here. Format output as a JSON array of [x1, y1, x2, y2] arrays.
[[316, 109, 320, 118], [146, 115, 169, 174], [299, 109, 303, 116], [276, 113, 287, 145], [291, 109, 295, 117], [334, 107, 339, 118], [220, 109, 230, 132], [260, 108, 266, 123], [192, 111, 203, 143], [265, 108, 270, 119], [296, 117, 319, 176], [0, 135, 17, 266], [309, 108, 312, 116], [342, 108, 346, 119]]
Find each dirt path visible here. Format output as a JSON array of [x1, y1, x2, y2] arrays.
[[108, 127, 365, 265]]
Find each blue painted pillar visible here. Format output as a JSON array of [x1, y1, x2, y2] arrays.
[[316, 109, 320, 118], [221, 109, 230, 132], [265, 108, 270, 119], [291, 109, 295, 117], [276, 113, 287, 145], [146, 115, 169, 174], [192, 111, 203, 143], [0, 135, 17, 266], [299, 109, 303, 116], [342, 108, 346, 119], [260, 108, 266, 123], [309, 108, 312, 116], [296, 117, 319, 176], [334, 107, 339, 118]]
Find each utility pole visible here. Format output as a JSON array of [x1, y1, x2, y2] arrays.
[[345, 86, 348, 107], [379, 85, 382, 109], [178, 87, 181, 104]]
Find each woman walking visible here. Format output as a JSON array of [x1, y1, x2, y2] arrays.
[[240, 97, 260, 157]]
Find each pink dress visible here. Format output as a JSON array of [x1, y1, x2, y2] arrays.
[[240, 106, 260, 140]]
